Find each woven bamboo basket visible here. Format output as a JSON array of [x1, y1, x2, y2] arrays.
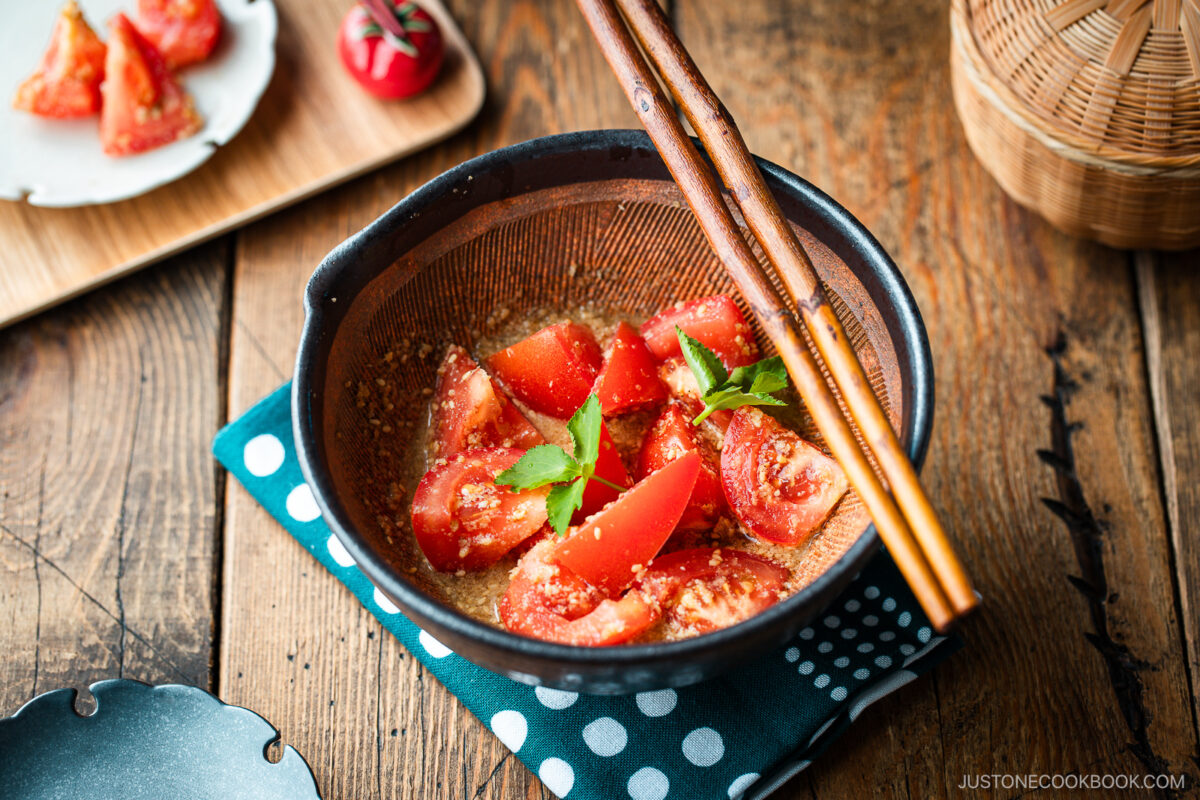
[[950, 0, 1200, 250]]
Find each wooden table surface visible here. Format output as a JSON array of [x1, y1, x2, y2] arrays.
[[3, 1, 1198, 797]]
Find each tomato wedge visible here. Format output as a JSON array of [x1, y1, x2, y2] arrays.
[[554, 450, 700, 596], [485, 321, 603, 418], [593, 322, 667, 415], [411, 448, 549, 572], [636, 548, 790, 637], [575, 422, 632, 522], [640, 294, 759, 368], [13, 2, 107, 118], [721, 407, 849, 546], [657, 358, 733, 435], [136, 0, 222, 68], [100, 13, 203, 156], [499, 540, 660, 646], [637, 404, 724, 532], [431, 345, 544, 461]]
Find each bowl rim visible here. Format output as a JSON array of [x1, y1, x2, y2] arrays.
[[293, 128, 934, 667]]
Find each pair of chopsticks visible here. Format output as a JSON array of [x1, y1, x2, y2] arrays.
[[577, 0, 978, 632]]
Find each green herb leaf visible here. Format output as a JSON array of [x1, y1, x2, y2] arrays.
[[728, 356, 788, 395], [491, 393, 622, 537], [546, 479, 588, 537], [566, 394, 603, 471], [677, 334, 792, 425], [677, 327, 728, 396], [495, 444, 580, 491]]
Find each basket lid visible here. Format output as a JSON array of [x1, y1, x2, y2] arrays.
[[960, 0, 1200, 159]]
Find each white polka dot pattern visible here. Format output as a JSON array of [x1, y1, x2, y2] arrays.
[[243, 434, 285, 476], [285, 484, 321, 522], [681, 727, 724, 766], [372, 587, 399, 615], [491, 710, 528, 752], [419, 630, 452, 658], [326, 535, 355, 567], [727, 773, 760, 798], [535, 687, 579, 709], [582, 717, 627, 757], [635, 689, 677, 717], [627, 767, 669, 800], [539, 758, 575, 798]]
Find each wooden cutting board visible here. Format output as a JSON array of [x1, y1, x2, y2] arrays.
[[0, 0, 484, 329]]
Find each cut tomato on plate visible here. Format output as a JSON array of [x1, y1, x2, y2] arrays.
[[640, 294, 759, 368], [593, 322, 667, 415], [499, 540, 660, 646], [485, 321, 603, 418], [636, 548, 790, 637], [135, 0, 222, 68], [575, 421, 632, 522], [411, 448, 549, 572], [657, 358, 733, 435], [637, 404, 724, 532], [431, 345, 544, 461], [721, 407, 849, 546], [554, 450, 700, 596], [12, 1, 107, 118], [100, 13, 203, 156]]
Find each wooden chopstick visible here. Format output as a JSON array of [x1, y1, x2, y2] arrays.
[[611, 0, 979, 619], [575, 0, 962, 631]]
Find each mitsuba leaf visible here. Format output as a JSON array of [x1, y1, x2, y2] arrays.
[[495, 445, 580, 491]]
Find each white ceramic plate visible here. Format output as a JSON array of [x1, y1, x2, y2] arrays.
[[0, 0, 277, 208]]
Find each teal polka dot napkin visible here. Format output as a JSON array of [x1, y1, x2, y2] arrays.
[[213, 384, 961, 800]]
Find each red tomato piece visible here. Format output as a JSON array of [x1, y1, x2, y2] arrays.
[[575, 422, 632, 522], [13, 2, 107, 118], [337, 1, 444, 100], [636, 548, 790, 637], [721, 407, 849, 546], [485, 321, 603, 418], [135, 0, 221, 68], [554, 451, 700, 596], [637, 404, 724, 532], [411, 448, 549, 572], [639, 294, 759, 368], [499, 540, 660, 646], [100, 13, 203, 156], [657, 358, 733, 435], [593, 322, 667, 415], [431, 345, 544, 461]]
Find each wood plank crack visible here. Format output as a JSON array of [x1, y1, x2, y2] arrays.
[[1040, 333, 1172, 786]]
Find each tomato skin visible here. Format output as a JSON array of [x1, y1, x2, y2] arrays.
[[411, 448, 549, 572], [657, 358, 733, 435], [575, 422, 632, 522], [431, 345, 544, 461], [637, 404, 724, 532], [636, 547, 790, 636], [13, 1, 107, 118], [554, 450, 701, 596], [499, 540, 660, 646], [337, 1, 444, 100], [136, 0, 221, 68], [100, 13, 203, 156], [721, 407, 849, 546], [640, 294, 759, 368], [593, 322, 667, 415], [486, 321, 603, 418]]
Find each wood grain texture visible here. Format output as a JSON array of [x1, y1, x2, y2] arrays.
[[0, 242, 227, 711], [1137, 248, 1200, 748], [218, 2, 638, 798], [677, 0, 1199, 796], [0, 0, 484, 330]]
